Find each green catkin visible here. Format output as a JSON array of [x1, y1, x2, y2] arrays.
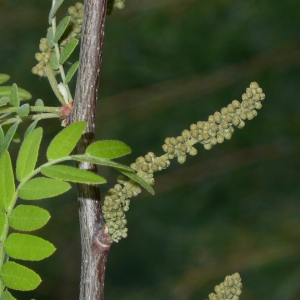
[[208, 273, 242, 300], [103, 82, 265, 243]]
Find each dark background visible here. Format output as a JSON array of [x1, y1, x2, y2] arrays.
[[1, 0, 300, 299]]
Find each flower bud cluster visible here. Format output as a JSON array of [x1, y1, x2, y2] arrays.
[[102, 176, 141, 242], [60, 2, 84, 47], [163, 82, 265, 162], [104, 83, 264, 243], [32, 3, 84, 77], [130, 152, 170, 185], [208, 273, 242, 300], [31, 38, 53, 77]]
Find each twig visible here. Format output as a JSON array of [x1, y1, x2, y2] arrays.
[[70, 0, 109, 300]]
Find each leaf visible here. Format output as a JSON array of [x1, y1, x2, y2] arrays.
[[18, 177, 71, 200], [46, 27, 55, 48], [0, 127, 4, 155], [0, 97, 9, 107], [35, 98, 44, 107], [16, 127, 42, 181], [24, 119, 39, 138], [120, 170, 155, 195], [86, 140, 132, 159], [9, 205, 50, 231], [65, 61, 79, 84], [48, 0, 64, 24], [0, 86, 31, 100], [41, 165, 106, 184], [4, 233, 56, 261], [59, 39, 78, 64], [0, 261, 41, 291], [2, 123, 19, 153], [16, 103, 30, 117], [9, 84, 19, 107], [54, 16, 71, 42], [72, 155, 134, 172], [0, 74, 10, 85], [0, 151, 15, 212], [49, 52, 59, 70], [0, 210, 7, 241], [0, 290, 16, 300], [47, 121, 86, 160]]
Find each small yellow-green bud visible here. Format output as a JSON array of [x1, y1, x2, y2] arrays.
[[177, 155, 186, 164], [232, 100, 241, 108]]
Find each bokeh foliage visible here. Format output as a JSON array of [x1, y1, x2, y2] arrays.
[[1, 0, 300, 299]]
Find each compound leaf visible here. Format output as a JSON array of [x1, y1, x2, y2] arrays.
[[0, 261, 41, 291], [4, 233, 56, 261], [120, 170, 155, 195], [41, 165, 106, 184], [47, 121, 86, 160], [59, 39, 78, 64], [18, 177, 71, 200], [9, 205, 50, 231], [0, 151, 15, 212], [16, 127, 43, 181], [86, 140, 131, 159]]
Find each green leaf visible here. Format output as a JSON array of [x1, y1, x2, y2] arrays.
[[2, 123, 19, 153], [48, 0, 64, 24], [0, 97, 9, 107], [72, 155, 134, 172], [0, 127, 4, 155], [41, 165, 106, 184], [65, 61, 79, 84], [0, 74, 10, 85], [59, 39, 78, 64], [0, 210, 7, 241], [0, 151, 15, 212], [0, 290, 17, 300], [4, 233, 56, 261], [16, 103, 30, 117], [46, 27, 55, 48], [86, 140, 132, 159], [10, 84, 19, 107], [9, 205, 50, 231], [0, 86, 31, 100], [16, 128, 43, 181], [49, 52, 59, 70], [54, 16, 71, 42], [18, 177, 71, 200], [24, 119, 39, 138], [121, 170, 155, 195], [47, 121, 86, 160], [0, 261, 41, 291], [35, 99, 44, 106]]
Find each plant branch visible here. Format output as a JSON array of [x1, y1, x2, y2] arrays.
[[70, 1, 109, 300]]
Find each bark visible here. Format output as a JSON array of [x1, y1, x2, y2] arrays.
[[70, 0, 111, 300]]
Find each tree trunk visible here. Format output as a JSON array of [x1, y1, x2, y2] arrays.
[[70, 0, 110, 299]]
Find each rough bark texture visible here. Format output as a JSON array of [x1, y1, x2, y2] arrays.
[[70, 0, 111, 300]]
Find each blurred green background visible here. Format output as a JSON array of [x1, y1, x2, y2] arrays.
[[1, 0, 300, 299]]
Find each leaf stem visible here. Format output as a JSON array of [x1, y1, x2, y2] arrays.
[[0, 113, 60, 126]]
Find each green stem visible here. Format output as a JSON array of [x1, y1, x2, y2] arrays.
[[50, 2, 73, 103], [0, 106, 60, 114], [0, 113, 60, 125]]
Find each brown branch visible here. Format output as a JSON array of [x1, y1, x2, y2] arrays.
[[70, 0, 110, 300]]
